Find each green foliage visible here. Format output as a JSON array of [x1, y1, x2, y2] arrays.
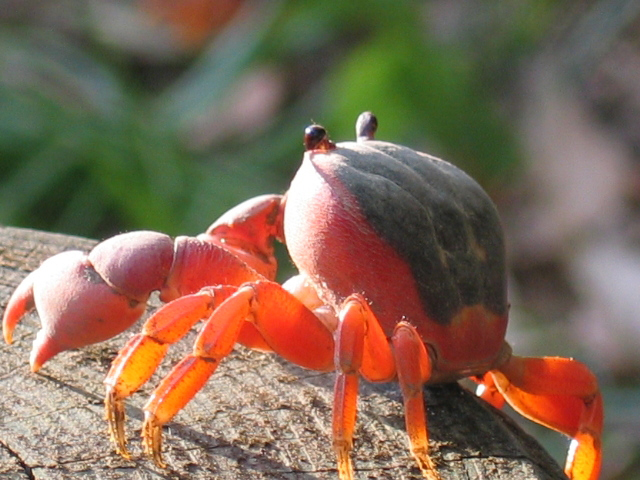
[[0, 28, 192, 236], [0, 1, 553, 238]]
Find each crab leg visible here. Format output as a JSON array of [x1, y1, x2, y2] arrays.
[[104, 286, 237, 457], [332, 298, 366, 480], [139, 280, 335, 467], [142, 286, 253, 466], [490, 355, 603, 480], [332, 294, 396, 480], [391, 322, 440, 480]]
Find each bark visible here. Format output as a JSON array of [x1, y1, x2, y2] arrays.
[[0, 226, 568, 479]]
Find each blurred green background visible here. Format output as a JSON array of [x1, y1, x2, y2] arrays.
[[1, 1, 639, 478]]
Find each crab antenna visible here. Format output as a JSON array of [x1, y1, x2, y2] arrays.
[[356, 111, 377, 141]]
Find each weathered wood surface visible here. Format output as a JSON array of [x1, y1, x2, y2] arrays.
[[0, 226, 567, 479]]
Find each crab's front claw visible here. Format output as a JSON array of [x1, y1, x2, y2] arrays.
[[3, 231, 175, 371]]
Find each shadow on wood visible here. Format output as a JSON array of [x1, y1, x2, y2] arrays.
[[0, 226, 567, 479]]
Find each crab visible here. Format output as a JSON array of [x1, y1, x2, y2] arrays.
[[3, 112, 602, 480]]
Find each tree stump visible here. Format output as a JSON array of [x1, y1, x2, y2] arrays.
[[0, 226, 567, 479]]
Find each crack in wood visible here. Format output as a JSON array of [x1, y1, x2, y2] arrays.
[[0, 439, 35, 480]]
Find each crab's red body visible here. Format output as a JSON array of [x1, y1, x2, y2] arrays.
[[286, 139, 509, 382], [3, 113, 602, 480]]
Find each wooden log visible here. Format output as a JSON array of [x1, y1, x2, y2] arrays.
[[0, 226, 568, 479]]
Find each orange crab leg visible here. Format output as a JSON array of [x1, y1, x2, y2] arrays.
[[392, 322, 440, 480], [104, 286, 237, 457], [142, 286, 254, 466], [491, 355, 603, 480], [247, 281, 335, 371], [332, 294, 397, 480], [332, 297, 366, 480], [140, 280, 335, 467], [333, 372, 358, 480]]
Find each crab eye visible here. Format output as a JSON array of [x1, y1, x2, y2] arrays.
[[304, 125, 328, 151]]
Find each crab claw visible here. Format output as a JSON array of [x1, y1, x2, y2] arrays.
[[3, 197, 284, 372], [2, 231, 174, 372]]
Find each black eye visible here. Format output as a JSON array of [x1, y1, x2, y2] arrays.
[[304, 125, 327, 151]]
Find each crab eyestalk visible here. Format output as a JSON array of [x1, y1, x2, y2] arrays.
[[356, 111, 378, 141]]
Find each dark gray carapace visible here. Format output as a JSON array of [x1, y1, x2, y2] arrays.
[[329, 113, 508, 324]]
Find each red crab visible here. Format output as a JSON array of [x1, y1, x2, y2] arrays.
[[3, 112, 602, 479]]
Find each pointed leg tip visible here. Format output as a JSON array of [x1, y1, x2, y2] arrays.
[[335, 452, 354, 480], [105, 387, 132, 459], [107, 427, 131, 459], [411, 447, 441, 480], [143, 412, 167, 469], [112, 442, 132, 460], [333, 441, 354, 480], [152, 453, 167, 469]]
